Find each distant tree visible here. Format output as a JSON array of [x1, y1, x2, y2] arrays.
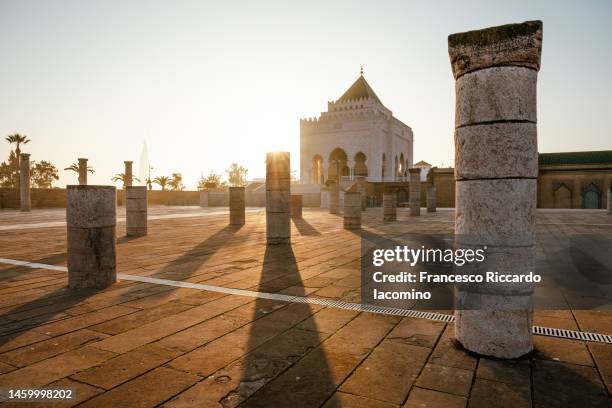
[[145, 177, 153, 190], [30, 160, 59, 188], [153, 176, 169, 191], [5, 134, 30, 160], [198, 171, 224, 190], [0, 151, 19, 187], [111, 173, 140, 187], [168, 173, 184, 191], [64, 162, 95, 180], [226, 163, 248, 187]]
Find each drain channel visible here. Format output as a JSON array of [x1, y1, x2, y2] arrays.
[[1, 257, 610, 343]]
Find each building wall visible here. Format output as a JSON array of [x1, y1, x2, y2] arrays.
[[537, 165, 611, 209]]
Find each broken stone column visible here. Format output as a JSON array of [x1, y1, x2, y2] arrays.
[[266, 152, 290, 244], [78, 158, 88, 185], [199, 190, 209, 207], [66, 185, 117, 289], [408, 168, 421, 216], [124, 161, 133, 187], [427, 186, 437, 213], [328, 180, 340, 214], [126, 186, 147, 236], [290, 194, 303, 219], [356, 176, 368, 211], [229, 187, 246, 225], [383, 185, 397, 221], [608, 187, 612, 215], [343, 188, 361, 230], [449, 20, 542, 358], [19, 153, 31, 212]]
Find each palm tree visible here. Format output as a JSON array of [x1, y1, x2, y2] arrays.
[[64, 162, 95, 174], [153, 176, 169, 191], [111, 173, 140, 187], [168, 173, 184, 191], [5, 134, 30, 157]]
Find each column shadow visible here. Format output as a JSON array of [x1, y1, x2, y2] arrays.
[[292, 218, 321, 236], [226, 244, 335, 407]]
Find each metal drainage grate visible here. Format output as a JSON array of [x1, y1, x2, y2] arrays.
[[532, 325, 612, 344], [2, 257, 611, 344]]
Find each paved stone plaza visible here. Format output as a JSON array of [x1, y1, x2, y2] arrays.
[[0, 206, 611, 407]]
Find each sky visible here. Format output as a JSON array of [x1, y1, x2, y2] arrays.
[[1, 0, 610, 189]]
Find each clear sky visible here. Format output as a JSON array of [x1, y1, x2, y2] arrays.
[[1, 0, 610, 189]]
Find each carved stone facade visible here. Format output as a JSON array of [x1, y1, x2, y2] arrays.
[[300, 74, 413, 184]]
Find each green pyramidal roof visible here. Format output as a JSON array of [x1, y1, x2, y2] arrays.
[[539, 150, 612, 166], [337, 75, 382, 104]]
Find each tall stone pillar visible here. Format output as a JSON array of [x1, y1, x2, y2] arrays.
[[66, 186, 117, 289], [229, 187, 246, 225], [290, 194, 303, 219], [356, 176, 367, 211], [266, 152, 290, 244], [449, 20, 542, 358], [328, 181, 340, 214], [427, 186, 437, 213], [607, 186, 612, 215], [383, 185, 397, 221], [408, 168, 421, 216], [199, 190, 209, 207], [78, 158, 88, 185], [343, 191, 361, 230], [124, 161, 133, 187], [126, 186, 147, 236], [19, 153, 31, 212]]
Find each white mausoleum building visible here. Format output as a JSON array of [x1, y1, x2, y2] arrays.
[[300, 72, 413, 184]]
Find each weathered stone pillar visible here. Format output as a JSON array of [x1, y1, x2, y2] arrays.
[[126, 186, 147, 236], [328, 181, 340, 214], [608, 186, 612, 215], [78, 158, 88, 185], [66, 186, 117, 289], [408, 168, 421, 216], [199, 190, 209, 207], [290, 194, 303, 219], [124, 161, 133, 187], [343, 190, 361, 230], [266, 152, 290, 244], [427, 186, 437, 213], [19, 153, 31, 212], [229, 187, 246, 225], [356, 176, 367, 211], [383, 185, 397, 221], [449, 20, 542, 358]]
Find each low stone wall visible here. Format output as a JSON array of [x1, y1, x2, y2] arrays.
[[0, 187, 201, 209]]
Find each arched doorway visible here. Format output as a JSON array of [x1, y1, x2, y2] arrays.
[[328, 148, 349, 181], [381, 153, 386, 180], [583, 184, 601, 209], [394, 156, 399, 180], [354, 152, 368, 177], [311, 155, 323, 184], [399, 153, 405, 178], [553, 184, 572, 208]]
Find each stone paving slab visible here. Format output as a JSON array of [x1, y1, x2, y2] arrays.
[[0, 207, 611, 407]]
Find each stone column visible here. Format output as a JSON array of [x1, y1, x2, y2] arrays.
[[383, 185, 397, 221], [199, 190, 209, 207], [290, 194, 303, 219], [328, 180, 340, 214], [266, 152, 290, 244], [408, 168, 421, 216], [124, 161, 133, 187], [426, 186, 437, 213], [356, 176, 367, 211], [126, 186, 147, 236], [608, 186, 612, 215], [78, 158, 88, 185], [19, 153, 31, 212], [449, 20, 542, 358], [343, 191, 361, 230], [229, 187, 245, 225], [66, 186, 117, 289]]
